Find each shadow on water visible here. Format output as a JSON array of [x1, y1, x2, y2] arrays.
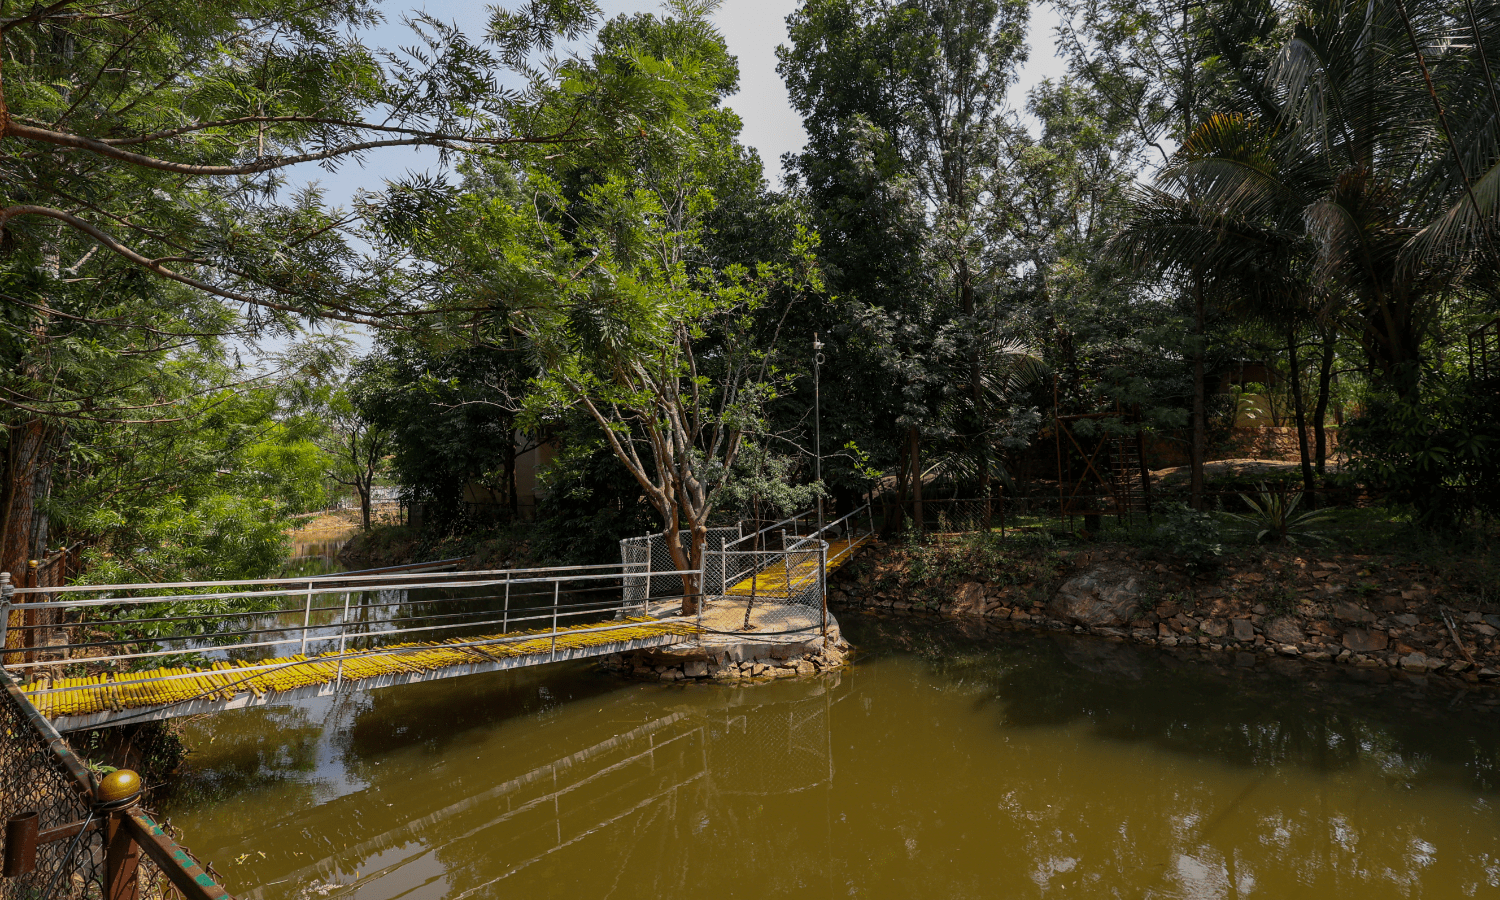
[[844, 612, 1500, 793]]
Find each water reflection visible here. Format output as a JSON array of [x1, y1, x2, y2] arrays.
[[162, 615, 1500, 900]]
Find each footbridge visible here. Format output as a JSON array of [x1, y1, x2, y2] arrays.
[[1, 504, 874, 731]]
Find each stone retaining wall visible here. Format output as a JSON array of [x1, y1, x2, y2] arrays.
[[831, 545, 1500, 691], [601, 634, 850, 682]]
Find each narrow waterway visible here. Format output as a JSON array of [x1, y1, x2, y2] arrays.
[[160, 611, 1500, 899]]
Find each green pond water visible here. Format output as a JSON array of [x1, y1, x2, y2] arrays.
[[159, 612, 1500, 900]]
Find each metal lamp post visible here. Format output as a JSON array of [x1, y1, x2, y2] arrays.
[[813, 333, 826, 641]]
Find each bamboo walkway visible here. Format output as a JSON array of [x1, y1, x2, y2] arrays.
[[723, 536, 869, 598], [23, 617, 699, 731]]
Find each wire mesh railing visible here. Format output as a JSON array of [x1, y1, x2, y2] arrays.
[[702, 503, 876, 634], [0, 668, 232, 900], [619, 527, 743, 608]]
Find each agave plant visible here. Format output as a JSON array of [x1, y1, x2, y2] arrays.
[[1230, 484, 1334, 545]]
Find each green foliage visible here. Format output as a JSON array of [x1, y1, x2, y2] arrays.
[[354, 337, 526, 528], [61, 376, 324, 585], [529, 421, 660, 565], [716, 444, 827, 522], [1341, 372, 1500, 530], [1151, 504, 1223, 574], [1228, 485, 1333, 546]]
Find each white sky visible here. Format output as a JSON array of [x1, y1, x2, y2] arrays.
[[304, 0, 1069, 199]]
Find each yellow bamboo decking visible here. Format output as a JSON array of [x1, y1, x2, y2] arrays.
[[723, 536, 869, 598], [23, 617, 699, 721]]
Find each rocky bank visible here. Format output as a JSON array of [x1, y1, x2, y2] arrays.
[[830, 540, 1500, 688]]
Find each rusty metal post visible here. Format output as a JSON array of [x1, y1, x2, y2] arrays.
[[105, 813, 142, 900], [122, 809, 233, 900], [3, 812, 39, 876]]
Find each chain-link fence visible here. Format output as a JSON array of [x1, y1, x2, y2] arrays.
[[619, 527, 742, 609], [0, 669, 102, 900], [0, 669, 231, 900]]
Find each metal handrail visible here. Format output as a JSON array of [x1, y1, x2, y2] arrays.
[[2, 563, 701, 674], [724, 509, 815, 548], [9, 561, 642, 595], [9, 568, 698, 610], [16, 617, 700, 697], [788, 502, 871, 551]]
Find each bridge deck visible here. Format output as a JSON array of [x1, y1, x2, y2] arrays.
[[26, 617, 698, 731], [723, 536, 868, 598]]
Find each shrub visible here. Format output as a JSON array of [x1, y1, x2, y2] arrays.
[[1152, 504, 1223, 575]]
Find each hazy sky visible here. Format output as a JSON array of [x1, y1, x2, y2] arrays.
[[301, 0, 1070, 201]]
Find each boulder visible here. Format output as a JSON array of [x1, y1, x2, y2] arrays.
[[683, 659, 708, 678], [1200, 618, 1229, 638], [1048, 564, 1143, 627], [1265, 617, 1305, 645], [1231, 619, 1256, 642], [1332, 602, 1376, 624], [1341, 628, 1389, 653], [1400, 652, 1438, 673], [952, 582, 986, 617]]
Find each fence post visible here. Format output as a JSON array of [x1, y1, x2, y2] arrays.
[[781, 530, 791, 604], [502, 573, 511, 632], [820, 541, 828, 643], [299, 581, 314, 656], [105, 811, 142, 900], [644, 543, 653, 606]]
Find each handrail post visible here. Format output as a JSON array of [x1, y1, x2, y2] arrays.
[[550, 581, 559, 661], [502, 573, 511, 632], [335, 590, 352, 686], [299, 580, 314, 656], [23, 559, 38, 674], [0, 572, 11, 666]]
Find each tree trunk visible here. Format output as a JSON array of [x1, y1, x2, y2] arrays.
[[1190, 275, 1207, 511], [909, 426, 924, 535], [1313, 328, 1335, 475], [1286, 326, 1317, 504], [886, 437, 910, 540], [358, 479, 372, 531], [502, 437, 518, 521], [1, 420, 54, 659], [661, 521, 698, 617]]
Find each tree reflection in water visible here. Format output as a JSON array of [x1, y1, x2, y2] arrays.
[[162, 616, 1500, 900]]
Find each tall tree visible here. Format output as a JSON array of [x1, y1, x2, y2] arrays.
[[779, 0, 1030, 524]]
